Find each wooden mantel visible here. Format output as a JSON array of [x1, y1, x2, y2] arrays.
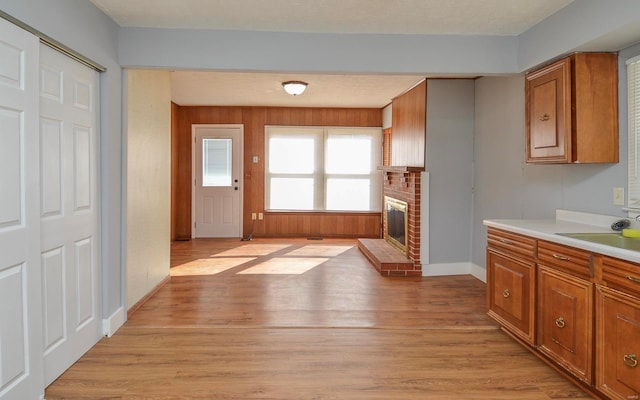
[[377, 166, 425, 173]]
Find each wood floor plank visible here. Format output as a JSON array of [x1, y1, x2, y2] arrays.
[[45, 238, 591, 399]]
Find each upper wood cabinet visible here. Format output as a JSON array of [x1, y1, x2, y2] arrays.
[[525, 53, 619, 164], [391, 79, 426, 168]]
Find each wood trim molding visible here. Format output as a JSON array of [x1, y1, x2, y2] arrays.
[[127, 275, 171, 317]]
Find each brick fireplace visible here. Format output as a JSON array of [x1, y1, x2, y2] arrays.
[[358, 166, 422, 276]]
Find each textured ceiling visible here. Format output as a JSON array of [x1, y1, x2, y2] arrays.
[[93, 0, 575, 107], [91, 0, 574, 35], [170, 71, 426, 108]]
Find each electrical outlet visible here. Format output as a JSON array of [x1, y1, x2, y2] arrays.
[[613, 187, 625, 205], [258, 213, 263, 220], [251, 213, 257, 220]]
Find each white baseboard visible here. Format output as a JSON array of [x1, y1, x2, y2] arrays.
[[422, 262, 472, 276], [421, 261, 487, 283], [102, 306, 125, 337], [470, 263, 486, 283]]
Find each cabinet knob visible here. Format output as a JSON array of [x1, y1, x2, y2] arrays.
[[555, 317, 565, 328], [502, 288, 511, 298], [539, 113, 550, 121], [623, 354, 638, 368]]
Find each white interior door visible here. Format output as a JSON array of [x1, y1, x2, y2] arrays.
[[193, 125, 243, 238], [39, 44, 101, 386], [0, 18, 44, 400]]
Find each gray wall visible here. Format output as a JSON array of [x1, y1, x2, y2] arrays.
[[518, 0, 640, 70], [118, 28, 518, 74], [116, 1, 640, 75], [471, 41, 640, 268], [425, 80, 475, 264], [0, 0, 124, 319]]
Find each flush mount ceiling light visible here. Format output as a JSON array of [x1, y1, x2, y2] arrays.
[[282, 81, 308, 96]]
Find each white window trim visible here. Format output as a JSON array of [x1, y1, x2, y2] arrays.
[[265, 125, 382, 212], [627, 55, 640, 210]]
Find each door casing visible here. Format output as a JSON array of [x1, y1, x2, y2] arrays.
[[191, 124, 244, 238]]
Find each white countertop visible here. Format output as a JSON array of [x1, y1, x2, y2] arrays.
[[483, 210, 640, 264]]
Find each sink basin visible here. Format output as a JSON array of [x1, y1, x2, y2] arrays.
[[557, 232, 640, 252]]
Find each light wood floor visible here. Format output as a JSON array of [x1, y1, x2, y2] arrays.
[[45, 238, 590, 399]]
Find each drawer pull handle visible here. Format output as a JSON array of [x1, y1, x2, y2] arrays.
[[623, 354, 638, 368], [555, 317, 565, 328], [502, 289, 511, 298], [500, 238, 513, 245], [540, 113, 550, 121], [552, 254, 570, 261], [627, 275, 640, 284]]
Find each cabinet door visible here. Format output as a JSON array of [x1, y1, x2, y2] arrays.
[[487, 250, 536, 345], [525, 57, 571, 163], [537, 265, 593, 384], [596, 286, 640, 400]]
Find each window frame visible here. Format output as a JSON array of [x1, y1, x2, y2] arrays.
[[627, 54, 640, 209], [264, 125, 382, 212]]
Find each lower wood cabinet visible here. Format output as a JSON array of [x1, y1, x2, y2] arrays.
[[486, 228, 640, 399], [487, 250, 536, 345], [537, 265, 593, 384], [596, 285, 640, 400]]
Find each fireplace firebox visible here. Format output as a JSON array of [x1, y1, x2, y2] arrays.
[[383, 196, 408, 255]]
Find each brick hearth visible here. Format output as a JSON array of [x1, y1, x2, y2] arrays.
[[357, 238, 419, 277], [359, 167, 422, 276]]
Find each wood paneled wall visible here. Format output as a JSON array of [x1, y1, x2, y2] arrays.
[[383, 128, 392, 166], [391, 80, 426, 168], [173, 106, 383, 240]]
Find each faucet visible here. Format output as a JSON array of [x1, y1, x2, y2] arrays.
[[611, 219, 631, 231]]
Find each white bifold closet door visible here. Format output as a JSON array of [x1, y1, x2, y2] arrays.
[[39, 44, 101, 386], [0, 19, 102, 400], [0, 17, 44, 400]]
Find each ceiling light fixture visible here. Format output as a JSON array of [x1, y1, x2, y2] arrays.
[[282, 81, 308, 96]]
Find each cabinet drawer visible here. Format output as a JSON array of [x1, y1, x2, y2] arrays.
[[537, 241, 593, 279], [487, 228, 536, 259], [601, 256, 640, 298]]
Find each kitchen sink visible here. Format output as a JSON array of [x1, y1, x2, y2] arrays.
[[557, 232, 640, 252]]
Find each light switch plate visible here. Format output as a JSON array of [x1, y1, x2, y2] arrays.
[[613, 187, 624, 205]]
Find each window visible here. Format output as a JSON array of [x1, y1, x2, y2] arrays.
[[265, 126, 382, 211], [202, 138, 232, 186], [628, 55, 640, 208]]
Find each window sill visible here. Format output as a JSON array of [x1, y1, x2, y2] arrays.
[[265, 210, 381, 215]]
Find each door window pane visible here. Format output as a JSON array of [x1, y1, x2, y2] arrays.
[[203, 138, 232, 187], [326, 178, 370, 211]]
